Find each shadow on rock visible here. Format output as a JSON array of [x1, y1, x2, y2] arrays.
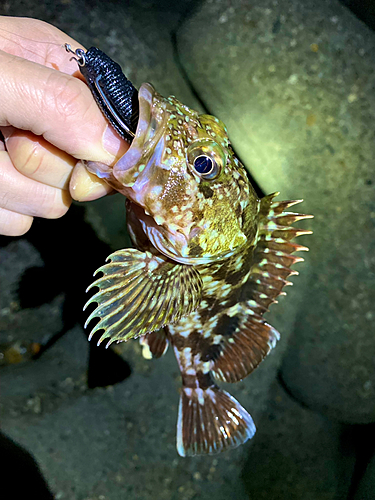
[[1, 204, 131, 388], [0, 431, 54, 499]]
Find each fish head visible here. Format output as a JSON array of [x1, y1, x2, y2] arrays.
[[112, 83, 259, 264]]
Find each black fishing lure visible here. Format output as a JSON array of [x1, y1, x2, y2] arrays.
[[65, 44, 139, 142]]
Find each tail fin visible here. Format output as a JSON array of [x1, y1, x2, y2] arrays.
[[176, 385, 255, 457]]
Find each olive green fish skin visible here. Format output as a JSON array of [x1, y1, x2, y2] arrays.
[[85, 83, 312, 457], [87, 83, 259, 265]]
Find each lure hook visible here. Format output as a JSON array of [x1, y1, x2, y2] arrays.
[[64, 43, 86, 67]]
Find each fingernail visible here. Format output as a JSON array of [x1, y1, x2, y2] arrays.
[[70, 161, 113, 201], [83, 183, 114, 201], [103, 125, 129, 158], [1, 126, 15, 141]]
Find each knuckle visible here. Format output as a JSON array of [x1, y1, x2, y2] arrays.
[[0, 170, 12, 211], [45, 72, 87, 123], [19, 142, 43, 177], [45, 189, 71, 219], [25, 182, 71, 220], [0, 208, 33, 236]]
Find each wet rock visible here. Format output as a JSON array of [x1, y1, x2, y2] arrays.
[[178, 0, 375, 423], [241, 380, 354, 500], [2, 352, 354, 500], [1, 353, 251, 500], [0, 239, 64, 348]]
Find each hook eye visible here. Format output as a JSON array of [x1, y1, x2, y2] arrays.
[[64, 44, 87, 67]]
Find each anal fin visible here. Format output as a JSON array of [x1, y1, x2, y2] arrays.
[[177, 385, 255, 457], [212, 310, 280, 383], [139, 329, 169, 359]]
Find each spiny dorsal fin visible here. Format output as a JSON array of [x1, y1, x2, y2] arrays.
[[84, 249, 202, 346], [250, 192, 312, 311], [212, 193, 312, 383]]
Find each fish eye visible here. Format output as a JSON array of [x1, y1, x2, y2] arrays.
[[193, 155, 215, 175], [187, 140, 225, 180]]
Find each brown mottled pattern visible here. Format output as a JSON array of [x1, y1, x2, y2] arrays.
[[89, 83, 257, 264], [85, 82, 312, 456], [163, 193, 311, 455], [167, 239, 253, 381]]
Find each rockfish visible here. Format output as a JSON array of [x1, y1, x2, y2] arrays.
[[84, 83, 312, 456]]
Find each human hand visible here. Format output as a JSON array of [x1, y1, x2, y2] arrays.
[[0, 16, 129, 236]]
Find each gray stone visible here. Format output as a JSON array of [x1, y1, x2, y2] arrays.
[[241, 380, 354, 500], [0, 239, 64, 350], [0, 0, 367, 498], [0, 238, 353, 500], [0, 347, 248, 500], [178, 0, 375, 423]]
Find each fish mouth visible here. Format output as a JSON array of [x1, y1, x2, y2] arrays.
[[129, 202, 191, 262], [112, 82, 167, 196], [111, 84, 202, 263]]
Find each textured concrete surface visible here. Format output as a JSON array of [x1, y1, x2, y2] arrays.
[[1, 1, 374, 499], [240, 380, 354, 500], [178, 0, 375, 425]]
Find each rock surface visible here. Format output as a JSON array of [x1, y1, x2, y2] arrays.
[[178, 0, 375, 424], [241, 380, 354, 500], [2, 240, 326, 500]]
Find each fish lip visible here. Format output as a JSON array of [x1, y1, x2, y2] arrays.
[[147, 224, 247, 265], [112, 83, 166, 181]]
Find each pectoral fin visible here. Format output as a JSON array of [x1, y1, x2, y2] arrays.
[[84, 249, 202, 346]]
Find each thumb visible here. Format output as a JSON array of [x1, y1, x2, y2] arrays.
[[69, 161, 115, 201]]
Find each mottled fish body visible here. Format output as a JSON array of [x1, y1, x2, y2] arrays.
[[85, 83, 312, 456]]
